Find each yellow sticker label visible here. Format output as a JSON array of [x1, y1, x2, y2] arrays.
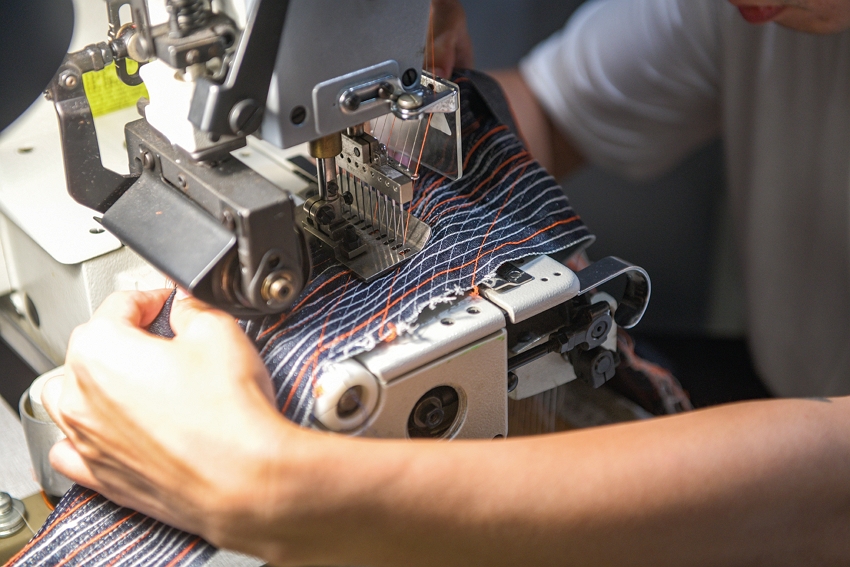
[[82, 61, 149, 118]]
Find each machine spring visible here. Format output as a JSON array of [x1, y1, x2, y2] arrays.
[[167, 0, 209, 36]]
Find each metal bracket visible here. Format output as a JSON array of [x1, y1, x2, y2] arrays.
[[106, 0, 145, 86], [188, 0, 290, 137], [575, 256, 651, 329], [488, 262, 534, 291], [46, 48, 138, 213]]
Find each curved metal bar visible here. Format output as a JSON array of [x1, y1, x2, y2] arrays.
[[47, 48, 138, 213], [575, 256, 651, 329]]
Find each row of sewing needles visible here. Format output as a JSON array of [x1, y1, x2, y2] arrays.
[[334, 113, 432, 252], [339, 170, 411, 253]]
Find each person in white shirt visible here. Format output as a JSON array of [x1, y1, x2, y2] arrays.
[[450, 0, 850, 398], [42, 2, 850, 565]]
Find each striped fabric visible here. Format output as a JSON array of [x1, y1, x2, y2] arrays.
[[6, 74, 591, 566]]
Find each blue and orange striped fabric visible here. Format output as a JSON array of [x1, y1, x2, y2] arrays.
[[6, 74, 591, 567]]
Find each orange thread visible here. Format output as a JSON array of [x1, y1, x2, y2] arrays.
[[163, 537, 202, 567], [7, 492, 99, 562], [282, 274, 352, 414], [471, 162, 531, 288], [414, 114, 433, 178], [54, 513, 139, 567], [104, 522, 157, 567], [301, 216, 580, 364]]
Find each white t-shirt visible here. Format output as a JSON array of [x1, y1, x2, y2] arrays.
[[520, 0, 850, 397]]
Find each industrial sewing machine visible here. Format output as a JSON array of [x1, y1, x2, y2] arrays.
[[0, 0, 651, 446]]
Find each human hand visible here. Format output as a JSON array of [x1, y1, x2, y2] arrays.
[[42, 290, 295, 543], [430, 0, 474, 78]]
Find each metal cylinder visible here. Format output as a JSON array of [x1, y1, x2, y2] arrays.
[[19, 376, 74, 499], [308, 133, 343, 159]]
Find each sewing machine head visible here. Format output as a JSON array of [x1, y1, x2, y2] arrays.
[[48, 0, 462, 317], [27, 0, 653, 443]]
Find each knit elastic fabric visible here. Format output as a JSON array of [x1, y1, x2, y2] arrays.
[[5, 73, 592, 567]]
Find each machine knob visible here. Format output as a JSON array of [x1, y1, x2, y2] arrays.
[[568, 347, 619, 389], [0, 492, 26, 538]]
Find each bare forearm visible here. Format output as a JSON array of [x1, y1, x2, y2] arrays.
[[254, 397, 850, 566], [490, 68, 585, 178]]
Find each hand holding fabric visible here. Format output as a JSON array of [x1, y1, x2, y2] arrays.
[[41, 290, 297, 548]]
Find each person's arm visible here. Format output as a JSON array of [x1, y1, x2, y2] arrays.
[[488, 68, 585, 178], [45, 291, 850, 567], [430, 1, 584, 178]]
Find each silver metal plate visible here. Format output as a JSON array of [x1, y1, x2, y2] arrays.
[[298, 208, 430, 283]]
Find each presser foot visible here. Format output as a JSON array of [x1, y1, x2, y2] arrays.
[[298, 206, 430, 283]]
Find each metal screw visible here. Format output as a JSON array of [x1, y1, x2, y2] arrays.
[[343, 191, 354, 205], [176, 174, 187, 189], [262, 272, 295, 304], [590, 319, 609, 340], [377, 82, 394, 99], [229, 99, 263, 136], [353, 147, 361, 158], [401, 68, 418, 87], [290, 105, 307, 125], [59, 70, 78, 89], [342, 94, 361, 112], [396, 93, 424, 110], [141, 151, 155, 170]]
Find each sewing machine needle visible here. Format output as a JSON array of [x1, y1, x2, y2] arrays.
[[384, 194, 390, 240]]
